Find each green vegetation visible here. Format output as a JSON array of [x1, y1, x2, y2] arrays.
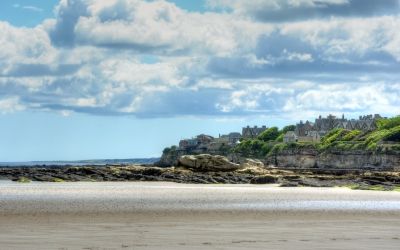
[[342, 130, 361, 141], [343, 184, 400, 191], [316, 116, 400, 152], [258, 127, 280, 142], [233, 125, 313, 158], [163, 145, 178, 155], [52, 178, 65, 182], [17, 177, 31, 183], [233, 139, 270, 158], [376, 116, 400, 130], [233, 116, 400, 158]]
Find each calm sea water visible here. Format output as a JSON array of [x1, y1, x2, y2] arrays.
[[0, 158, 159, 167]]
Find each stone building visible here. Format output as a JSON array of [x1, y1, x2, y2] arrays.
[[295, 114, 382, 138], [179, 138, 199, 149], [242, 126, 267, 139], [283, 131, 298, 143], [298, 131, 321, 143], [226, 132, 242, 144], [179, 134, 214, 150]]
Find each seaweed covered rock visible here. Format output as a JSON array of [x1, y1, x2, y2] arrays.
[[250, 175, 278, 184]]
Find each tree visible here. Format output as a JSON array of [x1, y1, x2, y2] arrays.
[[281, 125, 296, 134], [258, 127, 279, 142]]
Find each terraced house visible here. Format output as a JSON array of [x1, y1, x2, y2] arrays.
[[293, 114, 383, 141]]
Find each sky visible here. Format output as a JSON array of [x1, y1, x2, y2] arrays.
[[0, 0, 399, 161]]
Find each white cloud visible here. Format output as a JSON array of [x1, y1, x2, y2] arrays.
[[280, 16, 400, 61], [13, 4, 43, 12], [0, 0, 399, 119], [207, 0, 400, 22], [0, 22, 55, 65], [0, 97, 25, 114], [283, 83, 400, 115], [49, 0, 271, 56]]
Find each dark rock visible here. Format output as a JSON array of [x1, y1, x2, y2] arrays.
[[250, 175, 278, 184], [280, 182, 299, 187], [212, 176, 227, 183]]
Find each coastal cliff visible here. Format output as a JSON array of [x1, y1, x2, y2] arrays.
[[159, 146, 400, 171], [265, 148, 400, 171], [159, 115, 400, 171]]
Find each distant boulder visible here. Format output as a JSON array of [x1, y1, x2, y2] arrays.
[[240, 158, 264, 169], [178, 154, 240, 172], [250, 175, 278, 184]]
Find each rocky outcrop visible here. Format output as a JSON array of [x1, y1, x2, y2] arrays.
[[157, 148, 242, 167], [240, 158, 264, 169], [317, 150, 400, 170], [268, 149, 317, 169], [266, 149, 400, 171], [178, 154, 241, 172], [1, 165, 400, 190], [157, 150, 186, 167]]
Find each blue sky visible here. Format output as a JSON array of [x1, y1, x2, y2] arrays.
[[0, 0, 399, 161]]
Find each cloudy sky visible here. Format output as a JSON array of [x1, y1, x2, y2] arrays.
[[1, 0, 399, 161]]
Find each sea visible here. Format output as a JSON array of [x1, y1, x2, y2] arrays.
[[0, 158, 160, 167]]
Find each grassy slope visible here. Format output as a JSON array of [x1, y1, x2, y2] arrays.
[[233, 116, 400, 158]]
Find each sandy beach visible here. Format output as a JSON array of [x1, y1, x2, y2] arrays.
[[1, 181, 400, 250]]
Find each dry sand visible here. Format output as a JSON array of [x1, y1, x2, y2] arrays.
[[0, 181, 400, 250]]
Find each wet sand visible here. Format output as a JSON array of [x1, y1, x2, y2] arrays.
[[1, 181, 400, 249]]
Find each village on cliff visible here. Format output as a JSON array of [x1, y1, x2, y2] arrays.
[[176, 114, 384, 154]]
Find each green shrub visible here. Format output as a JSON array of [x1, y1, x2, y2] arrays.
[[281, 125, 296, 134], [365, 129, 390, 145], [258, 127, 279, 142], [319, 129, 347, 149], [383, 126, 400, 142], [376, 116, 400, 130], [233, 139, 271, 158], [261, 143, 274, 155], [269, 143, 288, 155], [275, 134, 284, 142], [162, 147, 171, 154], [351, 142, 365, 150], [335, 142, 354, 150], [367, 142, 377, 151], [342, 130, 361, 141]]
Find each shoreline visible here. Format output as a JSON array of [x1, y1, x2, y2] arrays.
[[1, 181, 400, 215], [1, 182, 400, 250], [1, 164, 400, 191]]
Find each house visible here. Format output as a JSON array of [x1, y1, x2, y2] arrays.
[[242, 126, 267, 139], [298, 131, 321, 143], [283, 131, 298, 143], [295, 114, 382, 137]]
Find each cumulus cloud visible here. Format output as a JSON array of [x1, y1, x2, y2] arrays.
[[48, 0, 270, 56], [282, 83, 400, 117], [0, 97, 25, 114], [208, 17, 400, 80], [0, 21, 79, 78], [0, 0, 399, 119], [207, 0, 400, 22]]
